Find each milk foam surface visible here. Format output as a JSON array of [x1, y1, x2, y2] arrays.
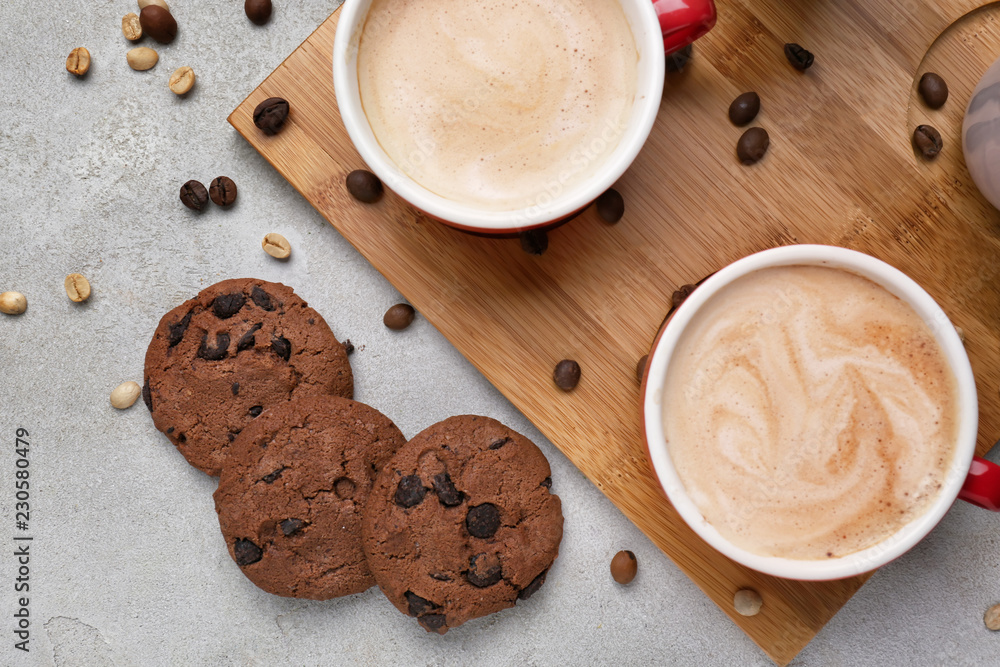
[[662, 266, 958, 560], [357, 0, 638, 210]]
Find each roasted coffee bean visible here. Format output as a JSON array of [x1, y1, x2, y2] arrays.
[[281, 518, 306, 536], [466, 503, 500, 538], [729, 92, 760, 126], [237, 323, 262, 351], [918, 72, 948, 109], [672, 284, 697, 309], [784, 43, 814, 70], [198, 333, 230, 361], [665, 44, 693, 73], [213, 293, 246, 319], [271, 335, 291, 361], [395, 474, 426, 508], [342, 339, 355, 355], [610, 550, 637, 584], [251, 286, 275, 311], [734, 589, 763, 616], [142, 378, 153, 412], [636, 354, 648, 383], [913, 124, 943, 159], [518, 570, 547, 600], [418, 614, 447, 632], [209, 176, 238, 206], [405, 591, 438, 616], [346, 169, 383, 203], [737, 127, 770, 165], [233, 538, 263, 566], [595, 188, 624, 223], [167, 311, 192, 347], [383, 303, 415, 330], [0, 291, 26, 315], [66, 47, 91, 76], [139, 5, 177, 44], [261, 468, 285, 483], [553, 359, 581, 391], [179, 180, 209, 211], [467, 553, 503, 588], [245, 0, 273, 25], [519, 229, 548, 255], [432, 473, 464, 506], [248, 405, 263, 417], [253, 96, 288, 135]]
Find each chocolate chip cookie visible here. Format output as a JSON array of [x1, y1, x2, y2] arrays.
[[143, 278, 353, 476], [214, 395, 405, 599], [361, 416, 563, 634]]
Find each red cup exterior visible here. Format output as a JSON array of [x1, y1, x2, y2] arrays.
[[959, 456, 1000, 511], [652, 0, 717, 54]]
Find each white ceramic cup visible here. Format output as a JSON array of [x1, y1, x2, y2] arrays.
[[332, 0, 666, 234], [641, 245, 1000, 581]]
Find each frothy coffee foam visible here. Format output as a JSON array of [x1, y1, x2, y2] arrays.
[[357, 0, 638, 210], [662, 266, 958, 560]]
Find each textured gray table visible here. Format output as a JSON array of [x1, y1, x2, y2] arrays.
[[1, 1, 998, 665]]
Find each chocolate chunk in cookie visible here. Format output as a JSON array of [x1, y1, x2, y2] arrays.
[[362, 415, 563, 633], [143, 278, 354, 476]]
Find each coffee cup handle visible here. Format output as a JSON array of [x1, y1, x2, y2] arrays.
[[652, 0, 717, 55], [959, 456, 1000, 511]]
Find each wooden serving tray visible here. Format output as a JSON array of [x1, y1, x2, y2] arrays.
[[229, 1, 1000, 663]]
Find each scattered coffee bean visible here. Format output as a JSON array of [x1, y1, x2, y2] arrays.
[[596, 188, 624, 223], [0, 292, 27, 316], [126, 47, 158, 71], [169, 66, 195, 95], [636, 354, 648, 384], [179, 180, 209, 211], [553, 359, 581, 391], [519, 229, 548, 255], [918, 72, 948, 109], [138, 0, 170, 10], [261, 233, 291, 259], [466, 503, 501, 538], [784, 43, 814, 71], [66, 47, 91, 76], [122, 13, 143, 40], [729, 92, 760, 126], [913, 124, 942, 159], [665, 44, 693, 73], [253, 97, 289, 135], [139, 5, 177, 44], [345, 169, 383, 203], [985, 603, 1000, 631], [955, 325, 965, 343], [209, 176, 238, 206], [610, 550, 637, 584], [64, 273, 91, 303], [395, 475, 426, 508], [383, 303, 415, 330], [233, 538, 262, 566], [734, 589, 763, 616], [245, 0, 273, 26], [110, 381, 142, 409], [672, 284, 697, 309], [737, 127, 770, 165]]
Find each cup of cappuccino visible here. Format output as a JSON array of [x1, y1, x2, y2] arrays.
[[332, 0, 715, 234], [641, 245, 1000, 580]]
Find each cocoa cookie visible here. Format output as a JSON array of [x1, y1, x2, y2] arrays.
[[214, 396, 405, 599], [361, 416, 563, 634], [143, 278, 353, 476]]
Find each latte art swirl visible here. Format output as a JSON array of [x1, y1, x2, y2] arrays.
[[663, 266, 958, 560]]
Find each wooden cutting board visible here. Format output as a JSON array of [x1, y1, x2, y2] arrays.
[[229, 1, 1000, 663]]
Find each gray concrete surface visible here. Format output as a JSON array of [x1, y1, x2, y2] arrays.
[[1, 1, 998, 665]]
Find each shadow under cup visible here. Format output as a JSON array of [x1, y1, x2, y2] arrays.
[[332, 0, 667, 234], [641, 245, 981, 581]]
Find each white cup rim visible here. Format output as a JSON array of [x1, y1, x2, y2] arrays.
[[642, 245, 978, 580], [331, 0, 665, 232]]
